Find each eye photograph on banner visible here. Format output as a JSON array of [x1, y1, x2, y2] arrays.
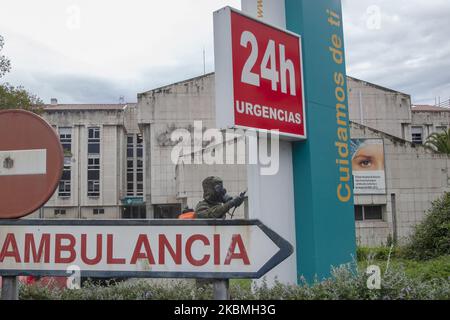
[[351, 139, 386, 195]]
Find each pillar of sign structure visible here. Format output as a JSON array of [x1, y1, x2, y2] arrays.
[[286, 0, 357, 282], [242, 0, 297, 285], [242, 0, 356, 283]]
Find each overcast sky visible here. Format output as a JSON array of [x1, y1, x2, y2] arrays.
[[0, 0, 448, 105]]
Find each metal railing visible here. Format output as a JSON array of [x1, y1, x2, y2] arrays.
[[436, 98, 450, 109]]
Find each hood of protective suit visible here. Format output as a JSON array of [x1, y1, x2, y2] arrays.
[[202, 176, 223, 203]]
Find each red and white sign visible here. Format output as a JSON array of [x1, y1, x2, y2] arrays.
[[0, 220, 293, 279], [214, 6, 306, 139], [0, 110, 64, 219]]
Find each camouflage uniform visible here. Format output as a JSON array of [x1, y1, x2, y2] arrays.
[[195, 176, 243, 219], [194, 176, 244, 288]]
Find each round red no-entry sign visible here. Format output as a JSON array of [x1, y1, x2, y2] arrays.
[[0, 109, 63, 219]]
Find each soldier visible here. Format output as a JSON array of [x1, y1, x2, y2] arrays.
[[195, 176, 245, 219], [193, 176, 245, 290]]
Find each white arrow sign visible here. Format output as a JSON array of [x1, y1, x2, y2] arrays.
[[0, 220, 293, 279]]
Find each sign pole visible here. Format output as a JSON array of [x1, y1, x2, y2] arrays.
[[213, 279, 230, 300], [238, 0, 356, 282], [216, 2, 305, 284], [1, 276, 18, 300]]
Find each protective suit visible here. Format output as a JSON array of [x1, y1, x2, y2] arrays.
[[195, 176, 245, 219]]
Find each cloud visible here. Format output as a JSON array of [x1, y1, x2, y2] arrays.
[[0, 0, 448, 105], [33, 73, 133, 104], [0, 0, 241, 103], [342, 0, 450, 103]]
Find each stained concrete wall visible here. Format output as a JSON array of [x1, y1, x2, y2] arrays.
[[351, 123, 450, 246], [175, 138, 248, 219], [347, 77, 412, 140], [37, 109, 127, 219], [411, 110, 450, 141], [137, 73, 450, 247], [137, 74, 216, 213], [173, 121, 450, 247]]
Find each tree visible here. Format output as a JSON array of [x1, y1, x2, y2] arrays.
[[425, 129, 450, 155], [0, 35, 11, 78], [0, 83, 43, 112], [0, 34, 43, 112]]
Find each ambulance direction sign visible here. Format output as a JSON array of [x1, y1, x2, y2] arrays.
[[214, 6, 306, 139], [0, 220, 293, 279]]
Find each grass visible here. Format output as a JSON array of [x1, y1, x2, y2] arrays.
[[358, 249, 450, 281]]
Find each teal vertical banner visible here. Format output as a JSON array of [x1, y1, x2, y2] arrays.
[[285, 0, 356, 282]]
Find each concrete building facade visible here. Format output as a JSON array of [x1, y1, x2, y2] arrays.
[[137, 75, 216, 218], [31, 102, 143, 220], [37, 73, 450, 247], [347, 76, 413, 141], [351, 123, 450, 245], [411, 105, 450, 144]]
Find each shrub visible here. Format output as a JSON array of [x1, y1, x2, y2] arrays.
[[20, 279, 214, 300], [246, 265, 449, 300], [403, 192, 450, 260], [357, 246, 397, 261], [18, 264, 450, 300]]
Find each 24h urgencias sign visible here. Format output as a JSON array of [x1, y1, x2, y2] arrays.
[[214, 6, 306, 140], [0, 219, 293, 279]]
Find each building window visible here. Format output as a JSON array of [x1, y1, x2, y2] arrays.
[[54, 209, 66, 215], [88, 127, 101, 197], [122, 205, 146, 219], [88, 127, 100, 154], [354, 205, 383, 221], [127, 135, 134, 157], [154, 204, 182, 219], [88, 158, 100, 197], [58, 128, 72, 198], [127, 136, 134, 196], [126, 134, 144, 197], [93, 208, 105, 215], [137, 134, 143, 158], [59, 157, 72, 198], [136, 135, 144, 196], [411, 126, 423, 144], [59, 127, 72, 155]]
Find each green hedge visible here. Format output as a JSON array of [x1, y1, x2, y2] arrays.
[[402, 192, 450, 260], [17, 264, 450, 300]]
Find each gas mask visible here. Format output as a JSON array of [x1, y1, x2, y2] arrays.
[[214, 183, 232, 203]]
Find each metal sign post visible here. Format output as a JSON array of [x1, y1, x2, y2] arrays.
[[213, 279, 230, 300], [1, 276, 18, 300]]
